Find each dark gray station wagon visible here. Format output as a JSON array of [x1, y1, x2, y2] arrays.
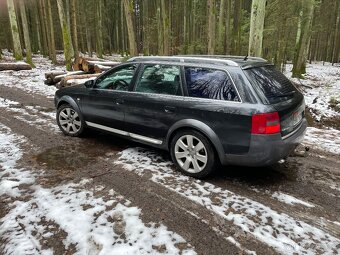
[[54, 56, 307, 178]]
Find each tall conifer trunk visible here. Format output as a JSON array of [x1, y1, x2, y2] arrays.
[[56, 0, 74, 70], [19, 1, 34, 66], [46, 0, 56, 63], [292, 0, 315, 78], [207, 0, 216, 54], [123, 0, 138, 56], [7, 0, 22, 60], [248, 0, 266, 57]]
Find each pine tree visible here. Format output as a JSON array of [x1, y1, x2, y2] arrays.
[[19, 0, 34, 66], [7, 0, 23, 60], [56, 0, 74, 70], [292, 0, 315, 77], [207, 0, 216, 54], [123, 0, 138, 56], [248, 0, 266, 57]]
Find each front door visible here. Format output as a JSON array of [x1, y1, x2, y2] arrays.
[[81, 64, 138, 131]]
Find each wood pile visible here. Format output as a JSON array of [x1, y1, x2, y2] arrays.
[[45, 57, 121, 88], [0, 62, 32, 71], [72, 57, 120, 73]]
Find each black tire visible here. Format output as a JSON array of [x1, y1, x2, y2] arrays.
[[56, 104, 85, 137], [170, 129, 216, 178]]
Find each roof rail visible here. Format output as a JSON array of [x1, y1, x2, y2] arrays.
[[128, 56, 239, 67], [177, 55, 267, 62]]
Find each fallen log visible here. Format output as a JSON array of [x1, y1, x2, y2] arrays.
[[53, 71, 85, 83], [59, 73, 100, 88], [94, 64, 111, 73], [45, 71, 65, 79], [0, 62, 32, 71]]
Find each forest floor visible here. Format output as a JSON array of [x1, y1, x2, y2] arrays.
[[0, 53, 339, 255]]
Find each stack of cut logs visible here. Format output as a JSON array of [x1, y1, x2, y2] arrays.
[[45, 57, 120, 88]]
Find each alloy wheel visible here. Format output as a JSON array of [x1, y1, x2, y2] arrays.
[[58, 107, 82, 135], [174, 135, 208, 173]]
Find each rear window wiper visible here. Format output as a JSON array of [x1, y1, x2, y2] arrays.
[[276, 91, 295, 98]]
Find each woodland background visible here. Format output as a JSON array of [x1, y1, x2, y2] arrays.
[[0, 0, 339, 77]]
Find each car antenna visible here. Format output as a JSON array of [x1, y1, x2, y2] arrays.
[[244, 55, 248, 61]]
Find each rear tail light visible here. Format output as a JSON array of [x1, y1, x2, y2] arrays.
[[251, 112, 280, 134]]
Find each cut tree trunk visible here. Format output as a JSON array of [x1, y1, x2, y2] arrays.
[[0, 62, 32, 71], [94, 64, 111, 73], [45, 70, 85, 85], [59, 73, 100, 88]]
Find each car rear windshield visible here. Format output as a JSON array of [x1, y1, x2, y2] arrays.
[[245, 65, 296, 104]]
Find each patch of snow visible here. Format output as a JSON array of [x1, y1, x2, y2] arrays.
[[0, 54, 63, 98], [2, 183, 194, 255], [0, 124, 195, 255], [226, 236, 256, 255], [303, 127, 340, 154], [0, 97, 58, 132], [0, 124, 35, 197], [284, 62, 340, 121], [272, 192, 315, 208], [116, 147, 340, 255]]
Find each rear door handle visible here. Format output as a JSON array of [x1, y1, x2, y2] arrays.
[[164, 106, 176, 113], [115, 98, 124, 105]]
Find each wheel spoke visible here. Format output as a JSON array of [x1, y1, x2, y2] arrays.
[[73, 120, 81, 127], [59, 119, 68, 125], [196, 154, 207, 164], [182, 158, 191, 170], [66, 124, 71, 132], [175, 151, 187, 159], [177, 140, 188, 151], [186, 135, 193, 148], [195, 141, 205, 151], [192, 159, 201, 172], [72, 112, 79, 118], [71, 124, 78, 132], [60, 112, 68, 119], [66, 108, 71, 117]]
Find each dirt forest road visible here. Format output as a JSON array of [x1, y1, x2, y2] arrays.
[[0, 81, 340, 254]]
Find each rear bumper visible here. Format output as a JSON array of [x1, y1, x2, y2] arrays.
[[221, 119, 307, 166]]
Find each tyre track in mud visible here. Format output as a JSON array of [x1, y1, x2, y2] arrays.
[[0, 88, 256, 254], [1, 85, 339, 254]]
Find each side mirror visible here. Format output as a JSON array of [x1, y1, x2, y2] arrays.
[[84, 80, 94, 88]]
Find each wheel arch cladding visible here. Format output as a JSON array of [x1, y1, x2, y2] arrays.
[[166, 119, 225, 164], [57, 95, 81, 113]]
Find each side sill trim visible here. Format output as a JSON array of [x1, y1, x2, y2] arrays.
[[85, 121, 163, 145]]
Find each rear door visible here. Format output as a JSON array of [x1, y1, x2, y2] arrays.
[[182, 66, 250, 154], [244, 65, 305, 138], [123, 64, 184, 144], [81, 64, 138, 131]]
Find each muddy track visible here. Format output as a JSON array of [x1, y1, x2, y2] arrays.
[[1, 84, 339, 255]]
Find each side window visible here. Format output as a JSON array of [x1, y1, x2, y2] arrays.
[[95, 64, 137, 91], [184, 67, 240, 101], [134, 64, 182, 96]]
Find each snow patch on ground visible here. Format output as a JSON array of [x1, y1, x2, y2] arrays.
[[303, 127, 340, 154], [0, 125, 195, 255], [271, 192, 315, 208], [0, 97, 58, 132], [0, 54, 62, 98], [116, 147, 340, 255], [0, 124, 35, 197], [284, 62, 340, 121]]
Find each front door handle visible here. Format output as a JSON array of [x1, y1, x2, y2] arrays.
[[115, 98, 124, 105], [164, 106, 176, 113]]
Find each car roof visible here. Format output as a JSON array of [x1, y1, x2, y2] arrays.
[[127, 55, 272, 69]]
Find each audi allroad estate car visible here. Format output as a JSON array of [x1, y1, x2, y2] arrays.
[[54, 55, 307, 178]]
